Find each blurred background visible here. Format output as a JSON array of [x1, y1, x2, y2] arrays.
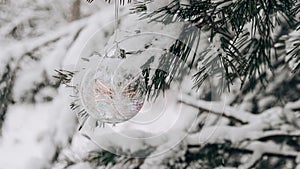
[[0, 0, 300, 169]]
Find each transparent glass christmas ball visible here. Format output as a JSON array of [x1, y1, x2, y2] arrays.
[[79, 53, 146, 124]]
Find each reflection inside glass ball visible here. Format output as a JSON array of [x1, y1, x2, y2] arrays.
[[80, 57, 146, 124]]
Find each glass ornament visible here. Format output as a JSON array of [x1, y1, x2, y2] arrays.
[[79, 50, 146, 125], [76, 0, 147, 126]]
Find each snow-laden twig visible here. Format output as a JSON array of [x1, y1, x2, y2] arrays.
[[236, 141, 299, 168], [181, 93, 300, 168], [0, 17, 87, 132], [184, 103, 299, 144], [239, 141, 299, 157], [254, 130, 300, 140], [0, 11, 50, 36], [2, 18, 87, 63], [179, 94, 259, 124], [286, 99, 300, 110]]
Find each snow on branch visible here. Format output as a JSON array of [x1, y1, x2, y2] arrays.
[[236, 141, 299, 168], [179, 94, 259, 124], [181, 93, 300, 168], [2, 18, 87, 63]]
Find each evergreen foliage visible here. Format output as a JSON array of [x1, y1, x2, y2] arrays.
[[146, 0, 299, 91], [124, 0, 300, 94]]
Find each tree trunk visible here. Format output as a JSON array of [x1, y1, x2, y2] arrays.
[[71, 0, 80, 21]]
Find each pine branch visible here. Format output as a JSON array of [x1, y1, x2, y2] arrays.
[[0, 18, 86, 134], [236, 141, 298, 168], [145, 0, 300, 91], [0, 63, 16, 135], [286, 25, 300, 73], [179, 93, 258, 124]]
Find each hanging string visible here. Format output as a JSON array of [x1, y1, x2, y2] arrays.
[[114, 0, 119, 44]]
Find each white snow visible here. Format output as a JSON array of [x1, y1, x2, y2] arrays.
[[1, 1, 299, 169], [0, 1, 195, 168], [0, 87, 76, 169]]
